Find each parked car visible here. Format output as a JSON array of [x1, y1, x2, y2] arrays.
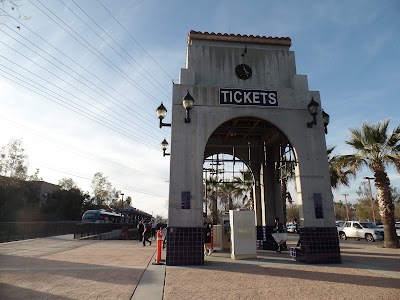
[[286, 223, 297, 233], [335, 221, 345, 234], [339, 221, 384, 242], [336, 220, 345, 229], [395, 223, 400, 237], [377, 223, 400, 238]]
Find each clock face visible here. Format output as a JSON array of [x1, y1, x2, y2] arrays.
[[235, 64, 252, 80]]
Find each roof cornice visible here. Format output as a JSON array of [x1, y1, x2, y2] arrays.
[[188, 30, 291, 46]]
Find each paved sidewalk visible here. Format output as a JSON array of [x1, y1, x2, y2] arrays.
[[1, 234, 399, 300], [0, 235, 159, 299], [164, 236, 400, 300]]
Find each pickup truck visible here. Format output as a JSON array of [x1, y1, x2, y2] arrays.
[[339, 221, 384, 242]]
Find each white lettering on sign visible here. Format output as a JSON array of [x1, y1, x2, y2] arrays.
[[219, 88, 278, 107], [234, 91, 242, 103]]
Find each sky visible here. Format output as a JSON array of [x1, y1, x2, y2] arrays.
[[1, 0, 399, 219]]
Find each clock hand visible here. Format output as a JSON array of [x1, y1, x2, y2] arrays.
[[243, 66, 249, 76]]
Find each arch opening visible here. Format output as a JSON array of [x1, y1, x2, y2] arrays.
[[203, 117, 297, 228]]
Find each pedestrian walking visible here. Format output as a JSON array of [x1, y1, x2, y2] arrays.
[[204, 222, 212, 256], [137, 219, 145, 241], [142, 220, 152, 246], [151, 217, 157, 240]]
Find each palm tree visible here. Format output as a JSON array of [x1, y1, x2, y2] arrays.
[[327, 146, 354, 189], [340, 120, 400, 248], [220, 181, 237, 211], [234, 169, 254, 209], [206, 175, 220, 224]]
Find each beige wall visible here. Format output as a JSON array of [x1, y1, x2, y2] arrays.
[[168, 37, 334, 228]]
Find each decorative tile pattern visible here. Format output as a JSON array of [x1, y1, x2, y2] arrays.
[[166, 227, 204, 266], [166, 226, 341, 265], [257, 226, 279, 250], [296, 227, 341, 264], [256, 226, 264, 240]]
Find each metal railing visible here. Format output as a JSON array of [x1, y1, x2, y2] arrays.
[[0, 222, 141, 242], [0, 222, 77, 243], [74, 222, 140, 240]]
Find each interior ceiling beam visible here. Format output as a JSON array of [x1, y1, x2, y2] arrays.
[[243, 119, 261, 140], [223, 119, 240, 141], [205, 118, 291, 163]]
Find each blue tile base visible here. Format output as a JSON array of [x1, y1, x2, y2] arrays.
[[166, 227, 204, 266], [257, 226, 279, 250], [165, 226, 341, 265], [296, 227, 341, 264]]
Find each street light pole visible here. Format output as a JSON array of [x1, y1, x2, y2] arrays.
[[343, 193, 349, 221], [363, 177, 376, 224], [120, 193, 124, 221]]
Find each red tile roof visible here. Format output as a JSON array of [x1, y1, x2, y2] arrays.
[[188, 30, 291, 46]]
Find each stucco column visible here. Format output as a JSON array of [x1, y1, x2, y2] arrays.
[[272, 145, 283, 223], [252, 167, 262, 226], [261, 148, 278, 226]]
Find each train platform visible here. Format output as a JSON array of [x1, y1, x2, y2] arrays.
[[0, 234, 399, 299]]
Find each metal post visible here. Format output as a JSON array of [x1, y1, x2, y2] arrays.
[[343, 194, 349, 221], [364, 177, 376, 224], [205, 174, 207, 218], [120, 193, 124, 222]]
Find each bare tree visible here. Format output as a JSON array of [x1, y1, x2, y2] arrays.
[[58, 177, 80, 191], [90, 172, 113, 207], [0, 138, 29, 180], [0, 0, 30, 24]]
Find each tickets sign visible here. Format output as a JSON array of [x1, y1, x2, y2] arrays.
[[219, 88, 278, 107]]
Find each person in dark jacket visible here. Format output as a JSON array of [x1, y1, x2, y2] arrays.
[[137, 219, 145, 241], [204, 223, 212, 256], [274, 217, 284, 233]]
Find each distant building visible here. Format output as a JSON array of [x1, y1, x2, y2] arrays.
[[0, 176, 59, 207], [29, 181, 60, 207]]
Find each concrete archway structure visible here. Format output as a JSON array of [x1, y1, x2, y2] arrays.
[[204, 117, 292, 228], [166, 31, 340, 265]]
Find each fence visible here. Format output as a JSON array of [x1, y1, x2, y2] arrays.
[[0, 222, 141, 243], [0, 222, 77, 243], [74, 222, 140, 240]]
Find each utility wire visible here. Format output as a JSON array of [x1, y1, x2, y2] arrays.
[[0, 42, 160, 143], [36, 165, 167, 198], [0, 71, 160, 150], [3, 6, 173, 137], [0, 63, 161, 146], [1, 22, 162, 130], [1, 18, 171, 133], [0, 35, 159, 136], [96, 0, 175, 83], [0, 114, 166, 181], [0, 69, 157, 149], [64, 0, 171, 99], [0, 42, 161, 145], [30, 0, 160, 105]]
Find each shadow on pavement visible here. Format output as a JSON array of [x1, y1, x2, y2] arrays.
[[198, 257, 400, 289], [0, 282, 73, 300]]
